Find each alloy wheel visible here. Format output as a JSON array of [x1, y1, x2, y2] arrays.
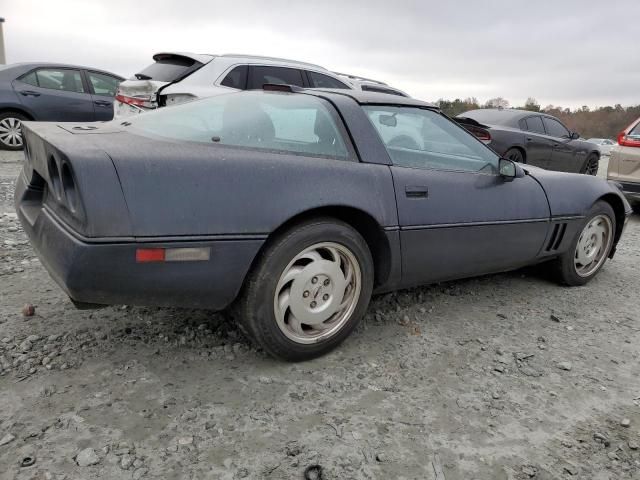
[[0, 117, 24, 148], [574, 214, 612, 277], [274, 242, 362, 344]]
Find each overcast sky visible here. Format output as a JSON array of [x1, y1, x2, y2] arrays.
[[3, 0, 639, 109]]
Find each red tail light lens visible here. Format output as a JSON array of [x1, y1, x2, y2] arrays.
[[136, 248, 165, 263], [617, 131, 640, 148], [467, 126, 492, 143], [115, 93, 155, 109]]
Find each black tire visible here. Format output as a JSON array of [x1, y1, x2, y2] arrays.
[[236, 218, 374, 361], [583, 153, 599, 176], [504, 147, 525, 164], [0, 111, 28, 151], [553, 200, 615, 286]]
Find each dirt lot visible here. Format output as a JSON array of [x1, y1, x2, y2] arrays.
[[1, 149, 639, 480]]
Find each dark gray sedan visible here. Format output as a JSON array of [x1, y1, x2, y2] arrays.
[[456, 109, 601, 175], [0, 63, 123, 150], [15, 87, 631, 360]]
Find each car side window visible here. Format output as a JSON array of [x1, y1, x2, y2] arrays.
[[220, 65, 248, 90], [22, 68, 86, 93], [19, 70, 39, 87], [543, 117, 570, 138], [248, 66, 304, 89], [87, 72, 120, 96], [524, 116, 545, 134], [128, 91, 354, 161], [364, 106, 499, 174], [307, 71, 349, 89]]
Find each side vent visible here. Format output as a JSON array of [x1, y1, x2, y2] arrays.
[[546, 223, 567, 252]]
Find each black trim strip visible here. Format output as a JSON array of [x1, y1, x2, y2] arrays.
[[400, 218, 549, 231], [42, 207, 268, 245]]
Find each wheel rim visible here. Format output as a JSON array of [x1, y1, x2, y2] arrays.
[[586, 158, 598, 175], [273, 242, 362, 344], [574, 214, 612, 277], [0, 117, 23, 147]]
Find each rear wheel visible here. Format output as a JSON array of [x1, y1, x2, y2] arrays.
[[554, 201, 615, 286], [0, 112, 28, 150], [237, 218, 374, 361], [504, 147, 525, 163], [583, 154, 599, 176]]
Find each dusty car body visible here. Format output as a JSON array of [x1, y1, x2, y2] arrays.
[[456, 109, 601, 175], [608, 117, 640, 203], [16, 88, 631, 360]]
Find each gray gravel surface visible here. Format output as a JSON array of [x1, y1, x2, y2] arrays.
[[1, 149, 639, 479]]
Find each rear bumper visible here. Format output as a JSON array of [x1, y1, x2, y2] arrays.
[[16, 176, 263, 310]]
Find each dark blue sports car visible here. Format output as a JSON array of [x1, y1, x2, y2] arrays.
[[15, 86, 632, 360], [0, 63, 123, 150]]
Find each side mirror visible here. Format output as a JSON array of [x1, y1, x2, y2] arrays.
[[570, 132, 580, 140], [499, 158, 525, 180]]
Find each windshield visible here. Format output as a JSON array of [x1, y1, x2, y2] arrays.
[[365, 106, 499, 174], [125, 91, 353, 160]]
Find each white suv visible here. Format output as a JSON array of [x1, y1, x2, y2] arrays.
[[114, 53, 407, 117]]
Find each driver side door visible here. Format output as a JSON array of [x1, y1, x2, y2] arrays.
[[364, 106, 551, 287]]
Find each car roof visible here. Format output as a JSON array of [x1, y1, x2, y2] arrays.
[[1, 62, 124, 79], [458, 108, 557, 127], [311, 88, 436, 108], [153, 52, 327, 71]]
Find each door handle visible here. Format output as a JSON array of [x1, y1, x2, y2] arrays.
[[94, 100, 111, 107], [405, 186, 428, 198], [19, 90, 40, 97], [526, 137, 532, 141]]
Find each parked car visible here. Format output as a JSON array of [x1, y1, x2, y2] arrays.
[[588, 138, 616, 156], [114, 52, 406, 117], [455, 109, 601, 175], [0, 63, 123, 150], [607, 116, 640, 203], [16, 87, 631, 360]]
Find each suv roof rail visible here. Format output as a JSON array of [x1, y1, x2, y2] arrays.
[[332, 72, 388, 86], [220, 54, 327, 70]]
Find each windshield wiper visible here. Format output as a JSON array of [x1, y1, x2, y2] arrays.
[[134, 73, 152, 80]]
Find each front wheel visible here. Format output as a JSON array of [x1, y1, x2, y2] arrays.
[[554, 201, 615, 286], [237, 218, 374, 361]]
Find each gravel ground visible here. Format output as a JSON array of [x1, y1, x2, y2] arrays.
[[1, 150, 639, 480]]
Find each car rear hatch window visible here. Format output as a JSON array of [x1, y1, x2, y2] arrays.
[[124, 91, 355, 161], [134, 54, 205, 82]]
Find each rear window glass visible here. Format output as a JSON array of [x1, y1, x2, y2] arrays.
[[135, 56, 199, 82], [126, 91, 353, 160], [307, 71, 349, 89], [220, 65, 247, 89], [630, 121, 640, 137]]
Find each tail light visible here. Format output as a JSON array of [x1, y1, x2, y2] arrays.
[[466, 126, 492, 144], [115, 93, 156, 109], [617, 130, 640, 148]]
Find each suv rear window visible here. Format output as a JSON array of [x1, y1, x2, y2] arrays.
[[630, 121, 640, 136], [127, 91, 354, 160], [134, 55, 201, 82]]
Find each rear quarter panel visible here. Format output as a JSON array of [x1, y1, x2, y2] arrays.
[[92, 133, 398, 238]]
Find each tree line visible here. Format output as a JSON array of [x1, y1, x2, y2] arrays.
[[438, 96, 640, 140]]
